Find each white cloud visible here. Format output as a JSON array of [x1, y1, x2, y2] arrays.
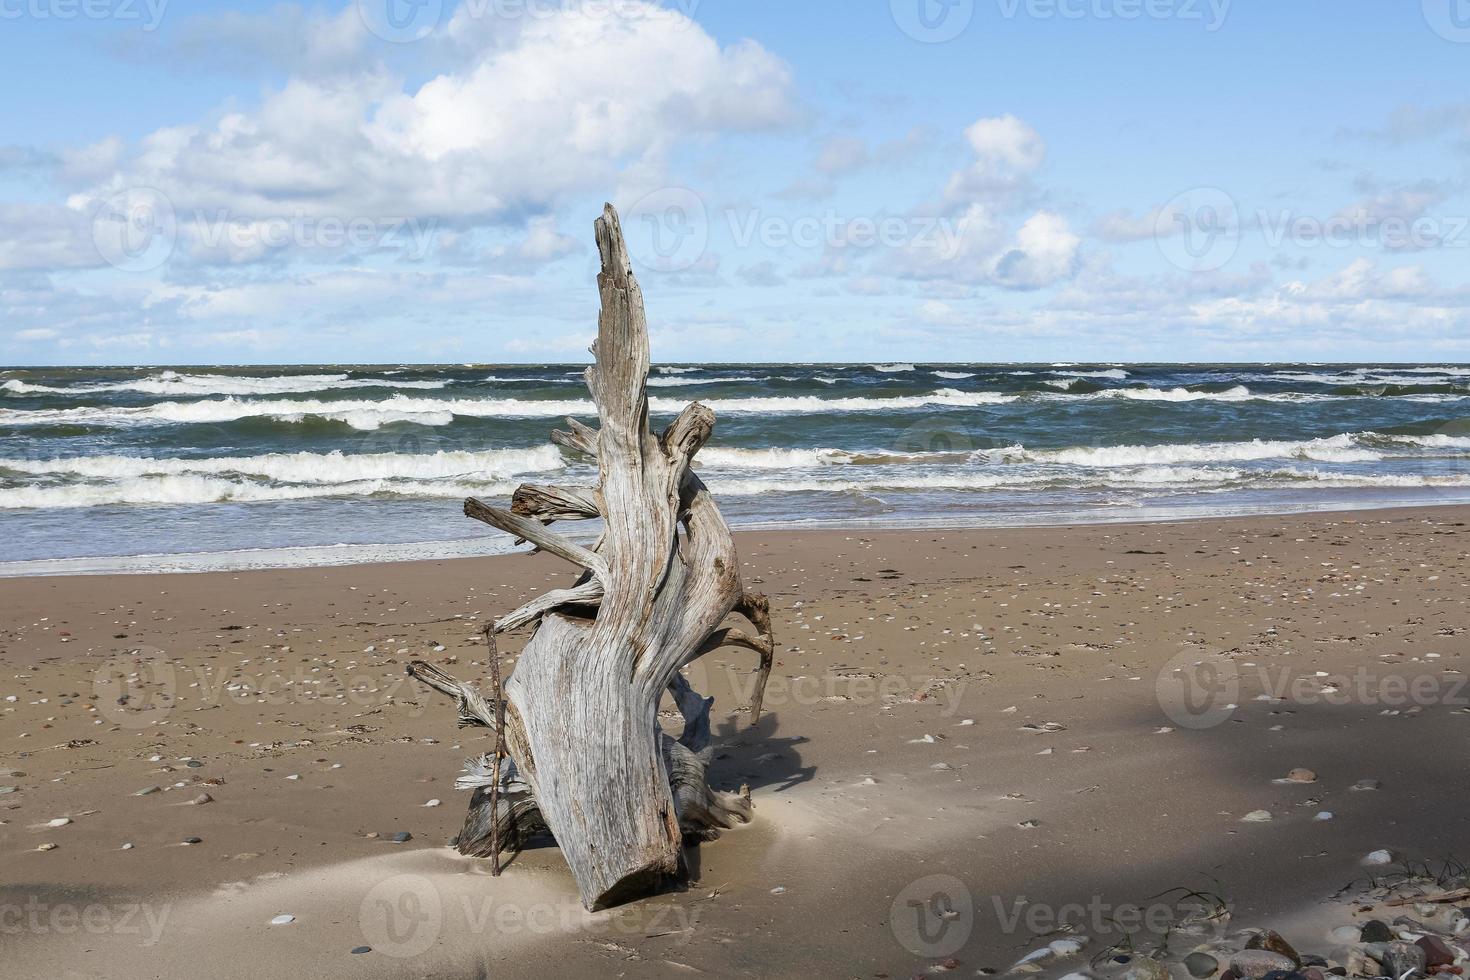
[[944, 114, 1045, 207], [991, 211, 1081, 289], [71, 3, 794, 232]]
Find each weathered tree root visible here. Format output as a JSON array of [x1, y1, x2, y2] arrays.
[[405, 204, 776, 911]]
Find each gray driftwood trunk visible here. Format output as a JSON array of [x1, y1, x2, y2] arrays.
[[409, 204, 775, 911]]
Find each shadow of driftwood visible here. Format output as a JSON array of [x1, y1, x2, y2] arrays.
[[708, 710, 815, 796]]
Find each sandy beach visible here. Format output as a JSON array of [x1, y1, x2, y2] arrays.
[[4, 506, 1469, 978]]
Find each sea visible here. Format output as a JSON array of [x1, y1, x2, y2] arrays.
[[3, 363, 1470, 575]]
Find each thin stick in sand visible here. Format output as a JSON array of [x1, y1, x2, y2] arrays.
[[484, 625, 505, 877]]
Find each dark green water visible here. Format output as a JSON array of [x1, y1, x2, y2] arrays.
[[3, 362, 1469, 572]]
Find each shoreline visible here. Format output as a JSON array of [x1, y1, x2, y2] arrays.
[[5, 493, 1469, 579]]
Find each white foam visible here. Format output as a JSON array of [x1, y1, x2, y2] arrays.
[[1031, 434, 1384, 467], [0, 475, 522, 509], [645, 375, 762, 387], [0, 446, 565, 484], [2, 372, 447, 397], [1095, 385, 1256, 402], [1049, 368, 1129, 380], [873, 363, 916, 373], [0, 389, 1020, 428], [932, 371, 977, 380]]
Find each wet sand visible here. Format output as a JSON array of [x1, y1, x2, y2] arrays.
[[3, 507, 1469, 978]]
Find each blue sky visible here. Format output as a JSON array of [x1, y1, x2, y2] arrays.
[[1, 0, 1468, 365]]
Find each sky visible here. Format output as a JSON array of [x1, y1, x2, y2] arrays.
[[1, 0, 1469, 365]]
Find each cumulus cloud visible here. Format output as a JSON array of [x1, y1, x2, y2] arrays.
[[71, 3, 794, 234], [943, 114, 1046, 207]]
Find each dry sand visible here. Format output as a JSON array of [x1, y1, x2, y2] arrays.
[[3, 507, 1469, 978]]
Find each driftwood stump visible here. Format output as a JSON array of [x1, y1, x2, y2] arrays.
[[408, 204, 775, 911]]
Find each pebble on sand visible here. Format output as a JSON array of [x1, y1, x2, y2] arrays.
[[1240, 810, 1272, 823], [1183, 952, 1219, 978], [1281, 768, 1317, 783], [1350, 778, 1381, 792], [351, 946, 372, 955], [46, 817, 71, 828], [1363, 848, 1395, 865], [270, 914, 295, 926], [182, 837, 203, 845], [391, 832, 412, 843]]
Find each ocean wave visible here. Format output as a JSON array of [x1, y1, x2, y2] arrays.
[[1095, 385, 1256, 402], [0, 446, 566, 484], [1022, 434, 1385, 467], [873, 363, 916, 373], [1049, 368, 1129, 380], [0, 389, 1021, 428], [0, 475, 523, 510], [932, 371, 977, 380], [696, 446, 976, 469], [2, 371, 448, 397], [645, 375, 762, 387]]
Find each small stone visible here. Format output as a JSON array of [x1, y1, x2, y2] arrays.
[[1241, 810, 1273, 823], [189, 793, 213, 806], [182, 836, 202, 845], [1229, 950, 1297, 979], [1329, 926, 1360, 944], [1345, 948, 1382, 977], [1416, 936, 1454, 968], [1364, 849, 1395, 866], [270, 914, 295, 926], [1314, 812, 1334, 821], [46, 817, 71, 828], [1360, 920, 1394, 943], [185, 760, 203, 769], [1284, 768, 1317, 783], [121, 843, 134, 850], [37, 843, 58, 851], [1184, 951, 1220, 978], [423, 799, 441, 807], [1247, 930, 1301, 966], [1122, 957, 1171, 980], [351, 946, 371, 955], [134, 786, 161, 796], [1351, 778, 1381, 792], [1378, 941, 1426, 979], [391, 832, 411, 843], [0, 786, 15, 795]]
